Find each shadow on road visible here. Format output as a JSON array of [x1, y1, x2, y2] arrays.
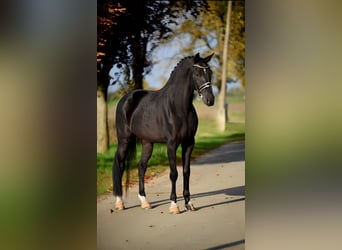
[[204, 239, 245, 250], [193, 142, 245, 165], [123, 142, 245, 211], [193, 186, 245, 197], [126, 186, 245, 211], [192, 186, 245, 210]]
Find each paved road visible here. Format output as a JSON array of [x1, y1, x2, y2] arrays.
[[97, 142, 245, 250]]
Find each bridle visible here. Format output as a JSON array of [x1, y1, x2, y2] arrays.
[[193, 64, 211, 96]]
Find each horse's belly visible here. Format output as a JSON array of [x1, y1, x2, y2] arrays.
[[130, 116, 166, 142]]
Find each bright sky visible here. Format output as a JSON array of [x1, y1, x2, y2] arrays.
[[108, 35, 240, 93]]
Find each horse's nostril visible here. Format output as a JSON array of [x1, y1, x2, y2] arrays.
[[208, 98, 214, 106]]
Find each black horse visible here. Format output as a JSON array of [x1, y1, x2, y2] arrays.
[[113, 53, 215, 214]]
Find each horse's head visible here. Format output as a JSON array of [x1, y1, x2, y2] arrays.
[[192, 53, 215, 106]]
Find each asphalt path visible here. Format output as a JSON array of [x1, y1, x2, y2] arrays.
[[97, 141, 245, 250]]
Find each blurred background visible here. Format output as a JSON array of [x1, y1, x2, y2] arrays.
[[1, 0, 342, 249]]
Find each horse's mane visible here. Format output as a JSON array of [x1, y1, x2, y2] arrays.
[[168, 56, 194, 79]]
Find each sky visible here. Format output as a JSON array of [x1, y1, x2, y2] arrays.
[[108, 33, 241, 94]]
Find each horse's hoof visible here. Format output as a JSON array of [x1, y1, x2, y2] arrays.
[[141, 201, 152, 209], [115, 201, 125, 210], [185, 202, 196, 211], [169, 205, 180, 214]]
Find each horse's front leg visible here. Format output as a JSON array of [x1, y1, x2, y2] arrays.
[[167, 141, 180, 214], [182, 138, 196, 211]]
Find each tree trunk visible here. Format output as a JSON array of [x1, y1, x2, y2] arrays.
[[217, 1, 232, 132], [97, 86, 109, 153], [131, 37, 146, 90]]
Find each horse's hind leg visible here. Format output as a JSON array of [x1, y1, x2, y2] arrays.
[[182, 138, 196, 211], [113, 140, 130, 210], [138, 141, 153, 209]]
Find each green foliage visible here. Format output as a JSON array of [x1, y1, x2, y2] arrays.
[[161, 1, 245, 88], [227, 1, 245, 87], [227, 95, 245, 103], [97, 0, 209, 91], [227, 86, 245, 97]]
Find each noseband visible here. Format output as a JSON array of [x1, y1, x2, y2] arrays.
[[193, 64, 211, 96]]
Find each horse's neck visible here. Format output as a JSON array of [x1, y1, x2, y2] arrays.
[[162, 67, 194, 111]]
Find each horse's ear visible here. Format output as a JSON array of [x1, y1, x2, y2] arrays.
[[204, 52, 214, 63], [194, 53, 201, 63]]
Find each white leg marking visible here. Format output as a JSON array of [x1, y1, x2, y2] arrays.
[[138, 194, 152, 209], [116, 196, 123, 203], [115, 196, 125, 210], [169, 201, 180, 214], [138, 194, 147, 203], [170, 201, 177, 207], [185, 200, 196, 211]]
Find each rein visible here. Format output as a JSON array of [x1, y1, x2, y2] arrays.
[[193, 64, 211, 96]]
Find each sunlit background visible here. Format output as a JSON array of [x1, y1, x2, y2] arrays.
[[1, 0, 342, 250]]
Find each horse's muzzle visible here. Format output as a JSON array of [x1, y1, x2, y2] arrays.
[[202, 96, 214, 106], [207, 98, 214, 106]]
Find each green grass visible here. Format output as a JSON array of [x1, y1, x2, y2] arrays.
[[194, 120, 245, 158], [107, 98, 120, 107], [97, 100, 245, 196], [227, 96, 245, 103]]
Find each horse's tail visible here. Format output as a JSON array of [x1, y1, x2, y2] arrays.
[[124, 134, 137, 194]]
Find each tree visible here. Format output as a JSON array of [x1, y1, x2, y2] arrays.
[[226, 1, 245, 88], [159, 1, 244, 88], [217, 1, 232, 132], [97, 0, 209, 152], [97, 1, 127, 153]]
